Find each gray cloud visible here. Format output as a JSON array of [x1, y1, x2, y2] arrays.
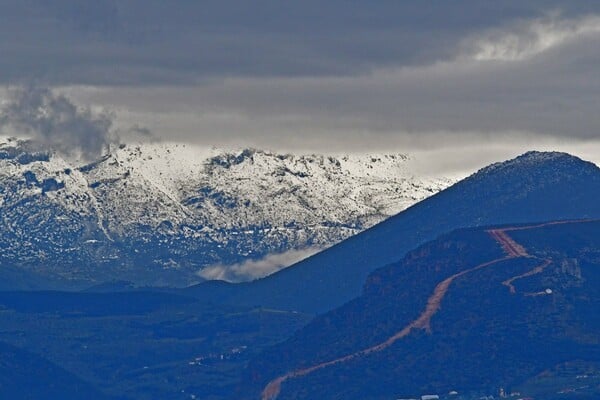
[[1, 2, 599, 169], [127, 124, 157, 142], [198, 247, 323, 283], [463, 13, 600, 61], [0, 1, 598, 85], [66, 12, 600, 152], [0, 87, 117, 159]]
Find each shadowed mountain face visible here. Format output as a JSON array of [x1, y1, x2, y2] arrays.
[[0, 341, 115, 400], [0, 290, 312, 400], [243, 220, 600, 400], [190, 152, 600, 313]]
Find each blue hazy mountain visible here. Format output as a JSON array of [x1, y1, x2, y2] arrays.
[[243, 220, 600, 400], [0, 341, 116, 400], [189, 152, 600, 313]]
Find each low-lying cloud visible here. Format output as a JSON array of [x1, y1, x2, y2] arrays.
[[198, 247, 324, 283], [0, 87, 117, 159]]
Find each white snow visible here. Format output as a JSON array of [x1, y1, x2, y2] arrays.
[[0, 138, 454, 280]]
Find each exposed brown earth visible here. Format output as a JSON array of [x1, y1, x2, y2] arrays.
[[261, 220, 596, 400]]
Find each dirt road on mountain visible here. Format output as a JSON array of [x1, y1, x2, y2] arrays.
[[487, 229, 529, 257], [261, 219, 595, 400]]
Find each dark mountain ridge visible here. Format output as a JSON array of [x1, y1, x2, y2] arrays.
[[188, 151, 600, 313], [244, 220, 600, 400]]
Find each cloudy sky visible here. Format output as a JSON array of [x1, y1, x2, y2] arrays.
[[1, 0, 600, 174]]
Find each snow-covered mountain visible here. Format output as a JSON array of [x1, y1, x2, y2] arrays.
[[0, 137, 452, 287]]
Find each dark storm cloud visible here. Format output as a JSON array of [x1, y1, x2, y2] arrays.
[[74, 13, 600, 148], [0, 87, 117, 158], [0, 0, 598, 85]]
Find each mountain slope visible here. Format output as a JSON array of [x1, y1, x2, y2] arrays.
[[245, 220, 600, 400], [0, 341, 115, 400], [0, 137, 450, 287], [191, 151, 600, 313]]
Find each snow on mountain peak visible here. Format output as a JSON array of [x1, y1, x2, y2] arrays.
[[474, 151, 585, 177], [0, 139, 452, 286]]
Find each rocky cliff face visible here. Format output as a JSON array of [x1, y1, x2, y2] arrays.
[[0, 137, 450, 287]]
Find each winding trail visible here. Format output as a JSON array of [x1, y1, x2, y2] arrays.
[[502, 259, 552, 294], [261, 219, 596, 400], [487, 229, 529, 257]]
